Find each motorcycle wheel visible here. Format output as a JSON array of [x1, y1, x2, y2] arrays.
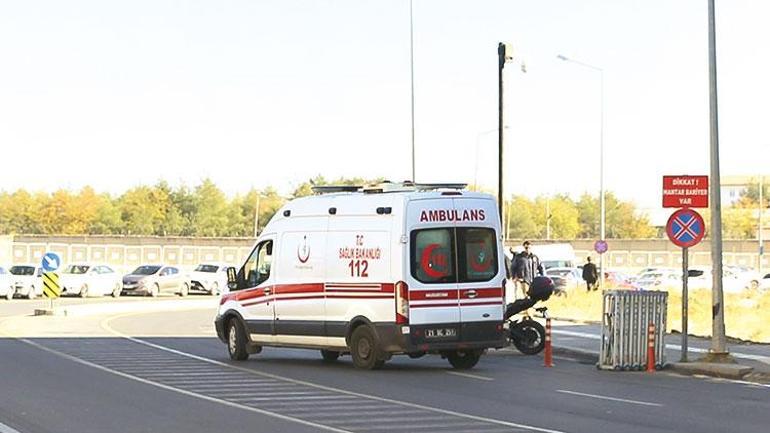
[[510, 320, 545, 355]]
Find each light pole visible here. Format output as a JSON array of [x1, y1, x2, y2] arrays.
[[557, 54, 605, 289], [409, 0, 416, 182]]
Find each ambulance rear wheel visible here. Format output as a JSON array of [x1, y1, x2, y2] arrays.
[[320, 350, 340, 362], [447, 350, 482, 370], [227, 319, 249, 361], [350, 326, 384, 370]]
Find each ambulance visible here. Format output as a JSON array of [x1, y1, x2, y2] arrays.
[[215, 182, 507, 370]]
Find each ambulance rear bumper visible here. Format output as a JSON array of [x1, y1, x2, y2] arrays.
[[375, 321, 506, 353]]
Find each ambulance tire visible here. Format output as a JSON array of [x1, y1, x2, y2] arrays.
[[446, 350, 482, 370], [350, 326, 385, 370], [320, 350, 340, 362], [227, 318, 249, 361]]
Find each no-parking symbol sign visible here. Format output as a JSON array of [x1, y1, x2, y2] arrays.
[[666, 208, 705, 248]]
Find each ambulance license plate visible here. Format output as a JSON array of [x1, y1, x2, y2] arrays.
[[425, 328, 456, 339]]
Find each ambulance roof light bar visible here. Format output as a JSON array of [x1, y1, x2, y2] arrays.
[[311, 185, 363, 194], [363, 181, 467, 194]]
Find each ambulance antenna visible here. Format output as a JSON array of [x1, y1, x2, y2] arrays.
[[311, 185, 362, 194]]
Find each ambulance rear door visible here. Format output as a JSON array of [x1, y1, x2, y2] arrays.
[[406, 199, 460, 342]]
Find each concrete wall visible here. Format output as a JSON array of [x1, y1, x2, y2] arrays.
[[7, 235, 256, 274], [506, 239, 770, 271], [5, 235, 769, 274]]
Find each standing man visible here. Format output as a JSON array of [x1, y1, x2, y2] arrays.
[[582, 256, 598, 291], [512, 240, 543, 298]]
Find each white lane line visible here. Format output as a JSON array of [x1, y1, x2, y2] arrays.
[[556, 389, 662, 407], [445, 371, 495, 381], [551, 329, 770, 365], [17, 339, 352, 433], [0, 422, 22, 433], [100, 313, 567, 433]]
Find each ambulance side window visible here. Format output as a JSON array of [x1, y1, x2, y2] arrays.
[[241, 240, 273, 289], [411, 228, 455, 284]]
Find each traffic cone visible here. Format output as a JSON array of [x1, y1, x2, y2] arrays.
[[646, 322, 656, 373], [544, 318, 553, 368]]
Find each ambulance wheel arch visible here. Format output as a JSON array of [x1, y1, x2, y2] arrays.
[[344, 316, 379, 347]]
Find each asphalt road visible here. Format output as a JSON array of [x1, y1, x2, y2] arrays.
[[0, 308, 768, 433]]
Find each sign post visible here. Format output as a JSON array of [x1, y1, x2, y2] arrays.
[[41, 252, 62, 310], [666, 208, 706, 362]]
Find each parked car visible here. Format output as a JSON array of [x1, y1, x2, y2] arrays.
[[760, 273, 770, 291], [60, 264, 123, 298], [122, 265, 191, 297], [0, 266, 13, 300], [545, 267, 582, 295], [634, 270, 680, 290], [190, 263, 230, 295], [9, 265, 43, 299]]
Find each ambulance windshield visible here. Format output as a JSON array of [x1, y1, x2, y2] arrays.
[[411, 228, 497, 284]]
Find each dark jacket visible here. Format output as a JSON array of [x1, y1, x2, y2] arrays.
[[504, 254, 513, 279], [582, 262, 598, 283], [512, 252, 543, 284]]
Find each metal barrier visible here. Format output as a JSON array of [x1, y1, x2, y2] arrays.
[[599, 290, 667, 371]]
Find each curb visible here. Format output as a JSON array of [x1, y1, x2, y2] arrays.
[[668, 362, 754, 380]]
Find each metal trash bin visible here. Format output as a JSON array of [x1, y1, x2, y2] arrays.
[[599, 290, 667, 371]]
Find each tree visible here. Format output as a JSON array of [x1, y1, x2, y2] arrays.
[[192, 179, 230, 237], [118, 186, 167, 235]]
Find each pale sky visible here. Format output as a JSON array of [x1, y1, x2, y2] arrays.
[[1, 0, 768, 212]]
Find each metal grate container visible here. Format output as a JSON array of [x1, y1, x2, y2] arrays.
[[599, 290, 667, 370]]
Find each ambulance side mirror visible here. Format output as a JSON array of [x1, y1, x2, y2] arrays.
[[226, 267, 238, 290]]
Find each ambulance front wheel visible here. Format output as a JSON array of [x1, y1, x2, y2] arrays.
[[447, 350, 482, 370], [227, 319, 249, 361], [350, 326, 385, 370]]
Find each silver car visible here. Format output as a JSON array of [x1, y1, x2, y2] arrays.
[[122, 265, 191, 297]]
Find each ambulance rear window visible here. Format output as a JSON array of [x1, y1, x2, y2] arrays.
[[411, 228, 455, 284], [411, 227, 498, 284], [458, 228, 497, 282]]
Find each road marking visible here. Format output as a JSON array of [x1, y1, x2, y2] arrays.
[[0, 422, 22, 433], [18, 338, 352, 433], [99, 312, 566, 433], [556, 389, 662, 407], [445, 371, 494, 381]]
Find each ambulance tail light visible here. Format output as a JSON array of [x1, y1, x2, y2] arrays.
[[395, 281, 409, 324]]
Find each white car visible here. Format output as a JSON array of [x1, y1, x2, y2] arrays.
[[634, 270, 680, 290], [9, 265, 44, 299], [60, 264, 123, 298], [190, 263, 229, 295], [545, 267, 582, 295], [760, 273, 770, 291], [0, 266, 13, 300]]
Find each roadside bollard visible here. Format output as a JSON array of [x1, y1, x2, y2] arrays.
[[646, 322, 655, 373], [544, 318, 553, 368]]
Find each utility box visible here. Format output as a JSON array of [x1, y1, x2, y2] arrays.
[[599, 290, 668, 370]]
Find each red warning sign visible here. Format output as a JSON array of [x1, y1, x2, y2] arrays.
[[662, 175, 709, 208]]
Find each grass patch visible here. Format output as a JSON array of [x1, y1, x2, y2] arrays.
[[548, 286, 770, 343]]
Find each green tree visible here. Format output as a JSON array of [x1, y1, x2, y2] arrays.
[[192, 179, 230, 237], [118, 186, 167, 235]]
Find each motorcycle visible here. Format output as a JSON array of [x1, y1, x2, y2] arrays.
[[507, 305, 548, 355], [504, 275, 554, 355]]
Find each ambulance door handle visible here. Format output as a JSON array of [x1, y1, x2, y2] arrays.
[[264, 287, 271, 295], [466, 290, 477, 299]]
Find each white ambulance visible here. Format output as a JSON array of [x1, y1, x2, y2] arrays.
[[215, 182, 506, 370]]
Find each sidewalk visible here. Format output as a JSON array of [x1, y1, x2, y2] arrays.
[[550, 320, 770, 383]]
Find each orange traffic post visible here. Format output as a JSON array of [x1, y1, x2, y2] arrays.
[[646, 322, 656, 373], [544, 317, 553, 368]]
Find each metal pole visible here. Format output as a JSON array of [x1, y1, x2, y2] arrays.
[[757, 174, 765, 279], [498, 43, 505, 235], [708, 0, 727, 355], [409, 0, 416, 182], [599, 69, 605, 291], [681, 247, 689, 362], [253, 193, 261, 238], [546, 197, 551, 240]]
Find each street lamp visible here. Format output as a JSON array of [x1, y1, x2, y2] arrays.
[[557, 54, 605, 290]]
